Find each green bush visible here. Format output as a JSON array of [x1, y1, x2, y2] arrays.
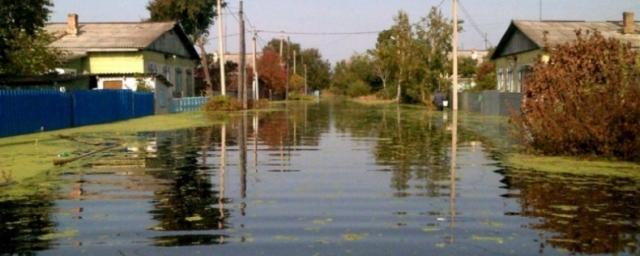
[[346, 80, 370, 97], [203, 96, 243, 112], [513, 31, 640, 162]]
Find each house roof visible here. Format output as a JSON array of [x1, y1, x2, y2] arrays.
[[45, 21, 199, 60], [491, 20, 640, 59]]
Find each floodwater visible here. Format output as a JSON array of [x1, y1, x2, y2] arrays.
[[1, 101, 639, 255]]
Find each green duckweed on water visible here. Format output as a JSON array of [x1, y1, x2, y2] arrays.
[[505, 154, 640, 180], [0, 111, 234, 190]]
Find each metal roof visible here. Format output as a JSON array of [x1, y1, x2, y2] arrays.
[[45, 21, 199, 60], [492, 20, 640, 59]]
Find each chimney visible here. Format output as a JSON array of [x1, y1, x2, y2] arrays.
[[67, 13, 79, 36], [623, 11, 635, 34]]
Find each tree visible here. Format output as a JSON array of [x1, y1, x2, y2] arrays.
[[472, 61, 496, 91], [388, 11, 415, 101], [369, 30, 396, 91], [257, 49, 286, 95], [289, 74, 304, 92], [299, 48, 331, 91], [0, 0, 62, 75], [147, 0, 220, 94], [415, 7, 455, 102], [330, 53, 379, 95], [513, 31, 640, 162], [458, 57, 477, 78]]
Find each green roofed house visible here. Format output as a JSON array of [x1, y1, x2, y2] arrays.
[[45, 13, 200, 98], [490, 12, 640, 93]]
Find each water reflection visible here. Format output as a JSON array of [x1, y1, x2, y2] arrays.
[[6, 101, 639, 255], [503, 170, 640, 254], [148, 128, 230, 246], [0, 196, 55, 254], [449, 111, 458, 243]]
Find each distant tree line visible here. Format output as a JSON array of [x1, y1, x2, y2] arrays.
[[330, 7, 497, 104]]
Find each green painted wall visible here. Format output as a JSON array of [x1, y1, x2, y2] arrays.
[[62, 50, 197, 96], [494, 49, 543, 92]]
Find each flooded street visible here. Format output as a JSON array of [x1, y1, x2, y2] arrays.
[[1, 102, 639, 255]]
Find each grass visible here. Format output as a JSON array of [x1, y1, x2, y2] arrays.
[[350, 95, 397, 105], [505, 153, 640, 180], [0, 111, 223, 188]]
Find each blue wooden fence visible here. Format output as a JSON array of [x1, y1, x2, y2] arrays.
[[73, 90, 133, 126], [0, 90, 155, 137], [0, 90, 72, 137], [133, 93, 154, 117], [170, 96, 208, 113]]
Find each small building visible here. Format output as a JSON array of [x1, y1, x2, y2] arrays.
[[490, 12, 640, 93], [45, 14, 200, 97]]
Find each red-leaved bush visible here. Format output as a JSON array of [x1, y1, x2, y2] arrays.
[[513, 31, 640, 162]]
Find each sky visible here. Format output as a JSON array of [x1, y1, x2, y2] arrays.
[[51, 0, 640, 64]]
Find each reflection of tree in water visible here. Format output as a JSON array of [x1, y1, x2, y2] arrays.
[[147, 128, 230, 232], [258, 103, 329, 149], [503, 171, 640, 254], [332, 102, 453, 196], [0, 195, 55, 254]]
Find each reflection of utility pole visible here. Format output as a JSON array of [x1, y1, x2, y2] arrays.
[[253, 113, 259, 171], [452, 0, 459, 111], [449, 111, 458, 243], [218, 124, 226, 230], [217, 0, 226, 96], [240, 113, 247, 216]]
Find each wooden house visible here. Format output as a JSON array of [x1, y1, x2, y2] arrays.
[[45, 14, 200, 98], [490, 12, 640, 93]]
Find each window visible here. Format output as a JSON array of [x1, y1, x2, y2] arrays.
[[162, 66, 171, 81], [147, 63, 158, 74], [175, 68, 183, 97], [185, 69, 193, 97], [506, 68, 513, 92], [497, 69, 504, 91], [518, 65, 532, 93], [103, 80, 123, 90]]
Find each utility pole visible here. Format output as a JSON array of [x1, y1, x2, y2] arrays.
[[304, 64, 308, 95], [239, 0, 247, 108], [452, 0, 459, 111], [217, 0, 227, 96], [252, 30, 259, 101], [293, 50, 297, 75], [302, 53, 307, 95], [279, 34, 284, 58], [285, 36, 290, 100], [539, 0, 542, 21]]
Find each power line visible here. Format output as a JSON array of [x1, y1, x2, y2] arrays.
[[458, 0, 492, 48], [256, 30, 381, 36]]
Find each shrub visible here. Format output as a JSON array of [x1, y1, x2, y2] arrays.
[[513, 31, 640, 162], [346, 80, 370, 97], [287, 93, 316, 101], [203, 96, 243, 112], [249, 99, 270, 109]]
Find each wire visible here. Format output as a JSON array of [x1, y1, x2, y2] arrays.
[[256, 30, 381, 36], [458, 0, 492, 47]]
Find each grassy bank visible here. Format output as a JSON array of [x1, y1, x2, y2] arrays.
[[505, 154, 640, 180], [0, 111, 221, 187]]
